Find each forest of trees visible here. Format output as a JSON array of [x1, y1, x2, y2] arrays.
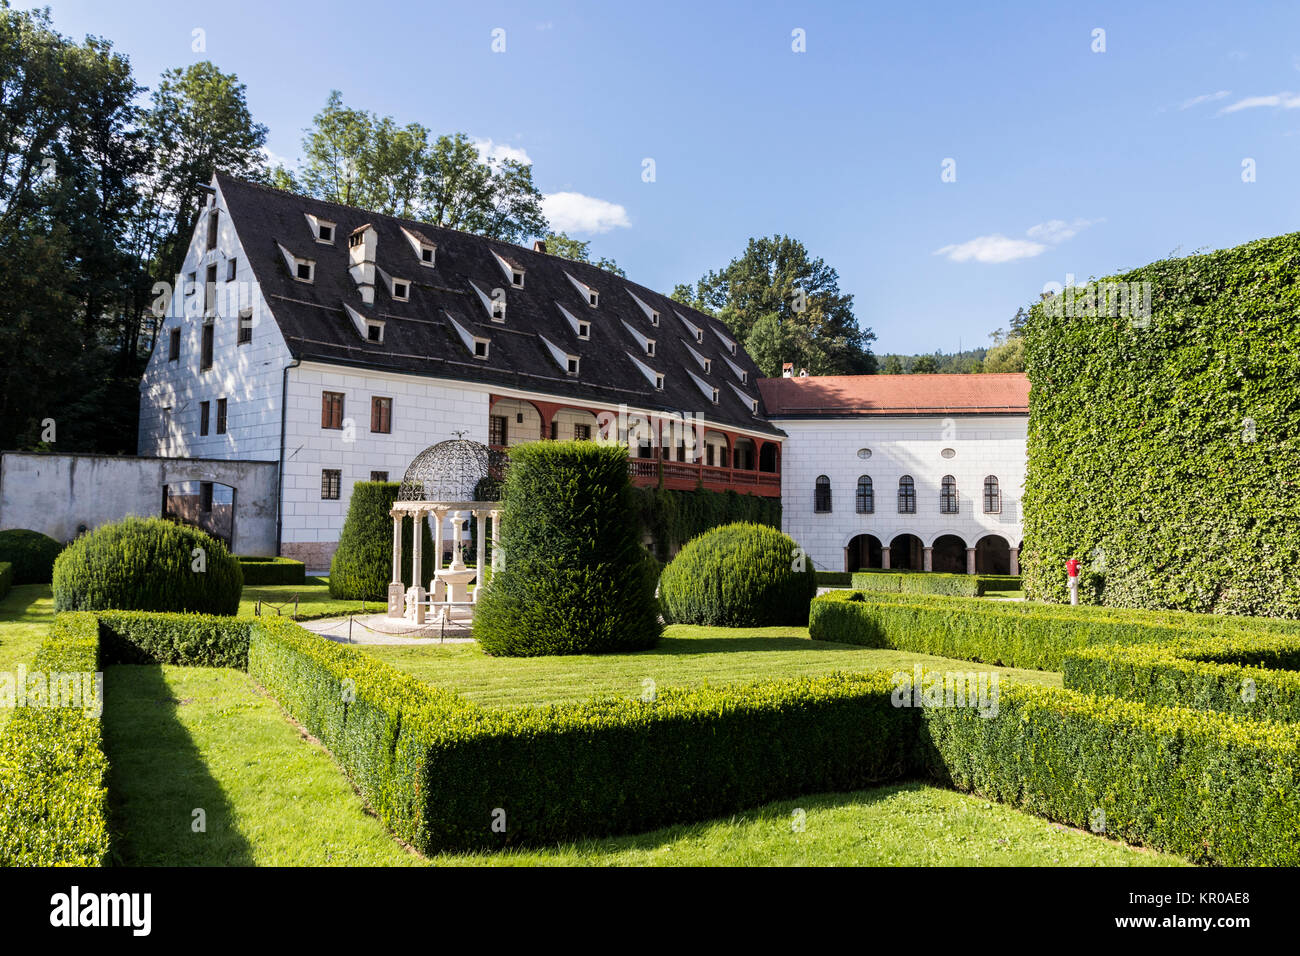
[[0, 5, 1020, 457]]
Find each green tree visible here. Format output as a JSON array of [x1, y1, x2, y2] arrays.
[[880, 355, 904, 374], [983, 335, 1025, 372], [679, 235, 875, 377], [910, 354, 939, 374], [541, 231, 625, 276]]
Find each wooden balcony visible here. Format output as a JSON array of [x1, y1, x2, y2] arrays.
[[628, 457, 780, 498]]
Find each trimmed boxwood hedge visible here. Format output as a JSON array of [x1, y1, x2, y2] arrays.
[[0, 612, 109, 866], [815, 571, 853, 588], [97, 611, 253, 669], [0, 528, 62, 585], [1022, 230, 1300, 617], [850, 570, 1021, 597], [473, 441, 662, 656], [329, 482, 435, 600], [659, 522, 816, 626], [1063, 635, 1300, 723], [633, 485, 781, 561], [237, 556, 306, 586], [52, 517, 242, 615]]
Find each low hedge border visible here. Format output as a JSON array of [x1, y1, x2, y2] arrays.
[[97, 611, 253, 669], [0, 612, 110, 866], [248, 617, 917, 852], [1064, 636, 1300, 723], [0, 561, 11, 599], [814, 571, 853, 588], [850, 571, 1021, 597], [237, 556, 307, 586], [922, 683, 1300, 866]]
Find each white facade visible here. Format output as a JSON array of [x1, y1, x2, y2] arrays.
[[774, 414, 1027, 574]]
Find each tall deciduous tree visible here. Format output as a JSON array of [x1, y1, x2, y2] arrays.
[[673, 235, 875, 377], [542, 231, 625, 276]]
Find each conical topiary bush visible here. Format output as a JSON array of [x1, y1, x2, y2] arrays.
[[473, 441, 662, 656], [329, 481, 436, 600]]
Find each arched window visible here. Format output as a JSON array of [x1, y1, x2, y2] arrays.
[[983, 475, 1001, 514], [940, 475, 959, 514], [814, 475, 832, 513], [855, 475, 874, 514], [897, 475, 916, 514]]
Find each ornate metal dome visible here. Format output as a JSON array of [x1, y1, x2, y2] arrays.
[[397, 438, 507, 503]]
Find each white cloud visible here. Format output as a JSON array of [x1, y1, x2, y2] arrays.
[[936, 217, 1101, 264], [1025, 217, 1104, 244], [542, 192, 631, 234], [473, 138, 533, 166], [1180, 90, 1231, 109], [933, 235, 1046, 264], [1219, 92, 1300, 114], [260, 146, 295, 170]]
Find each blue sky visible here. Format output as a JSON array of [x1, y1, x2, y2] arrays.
[[28, 0, 1300, 354]]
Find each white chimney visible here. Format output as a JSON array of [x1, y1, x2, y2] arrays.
[[782, 362, 794, 378], [348, 224, 377, 304]]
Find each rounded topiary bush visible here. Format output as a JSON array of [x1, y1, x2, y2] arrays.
[[473, 441, 662, 656], [329, 481, 435, 599], [659, 522, 816, 626], [52, 517, 243, 615], [0, 528, 63, 584]]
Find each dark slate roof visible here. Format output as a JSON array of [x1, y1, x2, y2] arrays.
[[216, 174, 780, 436]]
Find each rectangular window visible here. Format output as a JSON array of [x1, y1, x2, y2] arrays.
[[238, 309, 252, 345], [321, 391, 345, 430], [168, 328, 181, 362], [318, 222, 334, 243], [207, 208, 218, 250], [296, 259, 314, 282], [573, 423, 591, 441], [549, 420, 559, 440], [200, 482, 213, 513], [199, 401, 210, 437], [200, 321, 214, 370], [216, 398, 227, 435], [205, 263, 218, 313], [371, 396, 392, 434], [706, 444, 715, 467], [321, 469, 342, 500], [489, 415, 508, 447], [370, 470, 389, 482], [226, 258, 237, 281]]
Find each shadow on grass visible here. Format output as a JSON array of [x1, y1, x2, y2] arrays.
[[102, 665, 254, 866], [644, 635, 863, 656]]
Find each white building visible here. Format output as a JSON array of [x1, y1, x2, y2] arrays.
[[138, 174, 782, 568], [758, 373, 1028, 575]]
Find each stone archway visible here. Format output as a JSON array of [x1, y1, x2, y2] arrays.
[[976, 534, 1012, 575], [846, 533, 883, 571], [888, 533, 923, 570], [931, 534, 968, 574]]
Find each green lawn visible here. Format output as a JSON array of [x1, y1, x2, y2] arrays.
[[99, 663, 1180, 867], [237, 575, 373, 621], [0, 585, 55, 732], [361, 623, 1061, 709]]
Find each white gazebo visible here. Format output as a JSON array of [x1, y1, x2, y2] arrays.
[[386, 438, 505, 624]]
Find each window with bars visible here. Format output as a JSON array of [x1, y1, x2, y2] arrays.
[[573, 423, 591, 441], [940, 475, 959, 514], [814, 475, 832, 513], [199, 401, 210, 437], [238, 310, 252, 345], [983, 475, 1001, 514], [898, 476, 916, 514], [370, 471, 389, 482], [489, 415, 508, 447], [371, 396, 392, 434], [321, 391, 344, 429], [216, 398, 227, 435], [321, 469, 342, 500], [855, 475, 874, 514]]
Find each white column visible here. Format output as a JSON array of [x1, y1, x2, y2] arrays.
[[411, 508, 425, 624], [881, 546, 891, 570], [387, 510, 405, 618], [475, 509, 487, 603], [431, 508, 446, 602], [923, 547, 933, 572]]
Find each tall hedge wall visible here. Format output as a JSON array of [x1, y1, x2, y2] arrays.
[[1022, 231, 1300, 617], [632, 486, 781, 560]]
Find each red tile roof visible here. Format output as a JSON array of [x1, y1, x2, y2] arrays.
[[757, 373, 1029, 416]]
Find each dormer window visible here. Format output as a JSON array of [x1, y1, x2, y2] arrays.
[[711, 387, 720, 404], [295, 258, 314, 282], [421, 246, 434, 264], [651, 311, 660, 326], [566, 355, 580, 375], [646, 340, 656, 357], [512, 270, 524, 287], [750, 398, 759, 414], [492, 298, 506, 321], [729, 342, 737, 356], [577, 321, 590, 340], [474, 338, 490, 358], [741, 370, 748, 384], [366, 321, 384, 343], [655, 373, 665, 390], [317, 221, 334, 243], [696, 329, 704, 344], [391, 279, 410, 302], [588, 290, 599, 307], [703, 358, 712, 374]]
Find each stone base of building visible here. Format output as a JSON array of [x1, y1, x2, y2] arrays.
[[280, 540, 338, 574]]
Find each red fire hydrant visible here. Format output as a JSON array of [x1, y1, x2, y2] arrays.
[[1065, 558, 1080, 606]]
